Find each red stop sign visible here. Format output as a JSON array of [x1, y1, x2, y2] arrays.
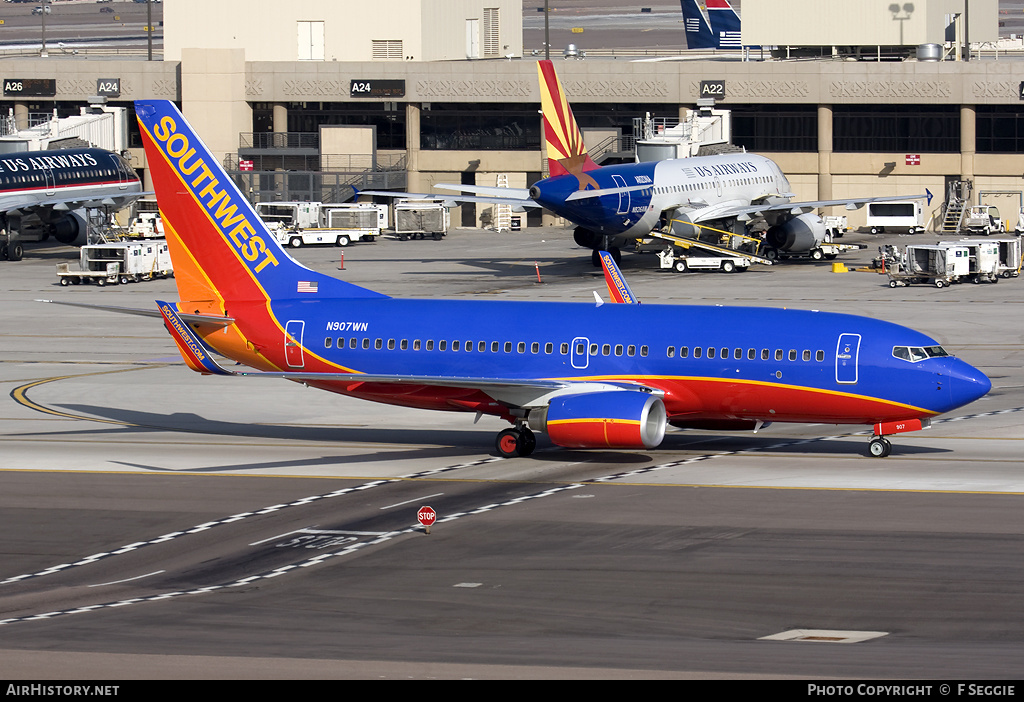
[[418, 506, 436, 527]]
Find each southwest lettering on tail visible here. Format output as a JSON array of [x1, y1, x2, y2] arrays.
[[148, 114, 279, 275]]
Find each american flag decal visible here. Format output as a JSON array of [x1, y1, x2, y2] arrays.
[[297, 281, 318, 293]]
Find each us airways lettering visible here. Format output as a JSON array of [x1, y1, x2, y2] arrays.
[[692, 161, 759, 179], [0, 153, 99, 174], [151, 116, 279, 274]]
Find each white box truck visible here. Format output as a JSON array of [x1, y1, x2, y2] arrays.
[[255, 201, 382, 247], [866, 201, 923, 234]]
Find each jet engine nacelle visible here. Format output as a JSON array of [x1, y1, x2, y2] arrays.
[[528, 390, 667, 449], [572, 226, 599, 249], [47, 210, 90, 246], [669, 216, 700, 238], [766, 213, 825, 252]]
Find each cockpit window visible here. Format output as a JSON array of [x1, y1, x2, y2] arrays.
[[893, 345, 949, 362]]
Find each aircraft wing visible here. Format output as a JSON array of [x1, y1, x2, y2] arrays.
[[359, 189, 541, 209], [0, 189, 150, 215], [705, 194, 928, 222]]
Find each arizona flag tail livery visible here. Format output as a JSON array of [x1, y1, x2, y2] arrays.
[[537, 60, 599, 184]]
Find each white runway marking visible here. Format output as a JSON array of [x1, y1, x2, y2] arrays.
[[88, 571, 165, 588]]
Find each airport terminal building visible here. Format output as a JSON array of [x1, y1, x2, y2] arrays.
[[3, 0, 1023, 228]]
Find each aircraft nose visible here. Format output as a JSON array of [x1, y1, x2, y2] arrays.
[[945, 359, 991, 411]]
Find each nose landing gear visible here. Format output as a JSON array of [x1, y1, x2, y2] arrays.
[[868, 436, 893, 457]]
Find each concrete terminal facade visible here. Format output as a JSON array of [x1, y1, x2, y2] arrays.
[[1, 0, 1023, 228]]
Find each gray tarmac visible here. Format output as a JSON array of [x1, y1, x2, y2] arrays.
[[0, 226, 1023, 679]]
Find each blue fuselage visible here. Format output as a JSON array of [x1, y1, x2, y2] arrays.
[[253, 296, 990, 425]]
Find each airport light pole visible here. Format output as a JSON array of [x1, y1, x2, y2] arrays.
[[147, 0, 153, 61], [40, 0, 48, 58], [544, 0, 550, 60]]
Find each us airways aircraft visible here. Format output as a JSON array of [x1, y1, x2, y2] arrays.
[[69, 99, 988, 460], [376, 60, 920, 266], [681, 0, 742, 50], [0, 147, 143, 260]]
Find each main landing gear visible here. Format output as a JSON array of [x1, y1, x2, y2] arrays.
[[495, 425, 537, 458], [868, 436, 893, 458]]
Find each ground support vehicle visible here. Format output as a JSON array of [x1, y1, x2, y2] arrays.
[[394, 199, 450, 240], [126, 212, 165, 239], [939, 239, 1001, 284], [882, 244, 969, 288], [866, 200, 924, 234], [764, 235, 863, 262], [56, 241, 173, 286], [963, 206, 1005, 236], [257, 202, 384, 248], [273, 225, 374, 249], [645, 230, 771, 272], [990, 237, 1022, 278], [823, 215, 850, 238], [656, 248, 750, 273]]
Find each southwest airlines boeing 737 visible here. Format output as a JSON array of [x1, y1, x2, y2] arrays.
[[60, 99, 988, 460]]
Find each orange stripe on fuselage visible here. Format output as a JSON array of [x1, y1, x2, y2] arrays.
[[548, 374, 936, 425]]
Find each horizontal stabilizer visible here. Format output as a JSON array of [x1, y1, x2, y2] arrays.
[[434, 183, 533, 200], [37, 299, 235, 328], [565, 184, 652, 202]]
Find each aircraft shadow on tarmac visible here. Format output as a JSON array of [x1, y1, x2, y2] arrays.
[[34, 402, 953, 471]]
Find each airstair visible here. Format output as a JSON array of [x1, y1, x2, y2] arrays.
[[941, 180, 972, 234], [492, 174, 512, 232]]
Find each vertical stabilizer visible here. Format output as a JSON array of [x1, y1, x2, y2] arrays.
[[706, 0, 743, 50], [537, 60, 599, 183], [134, 100, 385, 311], [680, 0, 717, 50]]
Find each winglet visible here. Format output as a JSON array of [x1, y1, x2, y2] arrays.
[[157, 300, 233, 375], [599, 251, 639, 304]]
